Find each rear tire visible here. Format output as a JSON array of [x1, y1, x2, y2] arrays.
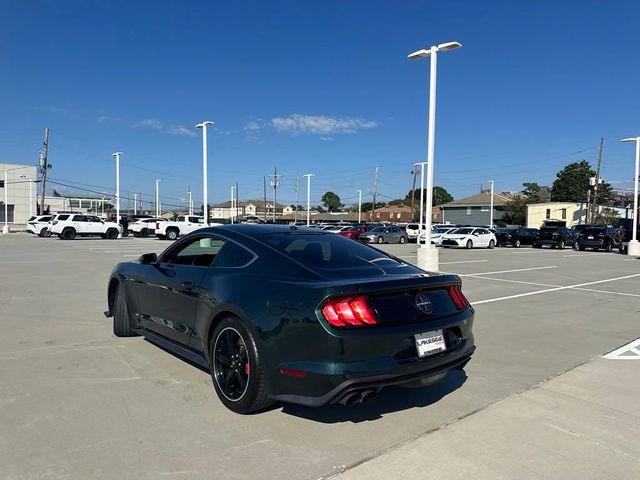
[[106, 229, 118, 240], [559, 240, 565, 249], [399, 236, 406, 244], [140, 229, 148, 238], [466, 240, 473, 249], [61, 228, 76, 240], [113, 283, 137, 337], [488, 239, 495, 249], [210, 317, 274, 414], [376, 236, 384, 244], [514, 239, 521, 248], [166, 229, 179, 241]]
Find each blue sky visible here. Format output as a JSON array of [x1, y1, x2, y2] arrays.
[[2, 0, 640, 210]]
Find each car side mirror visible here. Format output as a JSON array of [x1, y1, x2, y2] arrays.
[[139, 252, 158, 265]]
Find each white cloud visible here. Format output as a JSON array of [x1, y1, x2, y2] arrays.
[[166, 126, 196, 137], [136, 118, 164, 130], [271, 114, 377, 135], [244, 120, 262, 132]]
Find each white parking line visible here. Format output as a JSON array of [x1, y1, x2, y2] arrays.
[[624, 258, 639, 262], [602, 338, 640, 360], [562, 252, 615, 258], [472, 273, 640, 305], [466, 275, 640, 298], [463, 266, 557, 277]]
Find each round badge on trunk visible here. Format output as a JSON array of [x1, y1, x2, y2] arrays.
[[415, 293, 433, 314]]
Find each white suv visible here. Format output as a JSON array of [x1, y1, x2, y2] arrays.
[[50, 214, 122, 240], [129, 217, 166, 237], [26, 215, 54, 237]]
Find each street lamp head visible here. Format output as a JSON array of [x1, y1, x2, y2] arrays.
[[408, 49, 430, 60], [195, 121, 215, 129], [112, 151, 123, 157], [621, 137, 639, 143], [437, 41, 462, 51]]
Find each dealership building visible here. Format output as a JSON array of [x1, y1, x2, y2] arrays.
[[0, 163, 38, 230]]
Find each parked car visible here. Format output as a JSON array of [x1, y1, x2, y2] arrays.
[[574, 226, 622, 252], [405, 223, 425, 243], [325, 225, 352, 234], [614, 219, 640, 254], [26, 215, 54, 237], [129, 217, 166, 237], [441, 227, 496, 249], [337, 226, 368, 240], [496, 227, 539, 248], [50, 214, 122, 240], [156, 215, 208, 240], [106, 225, 475, 413], [533, 226, 576, 249], [359, 226, 408, 244], [418, 227, 457, 246]]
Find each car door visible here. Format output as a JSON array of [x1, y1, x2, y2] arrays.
[[87, 215, 104, 235], [475, 228, 490, 246], [72, 215, 88, 234], [133, 235, 225, 345]]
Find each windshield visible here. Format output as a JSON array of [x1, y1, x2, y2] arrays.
[[452, 228, 474, 235], [370, 227, 386, 233]]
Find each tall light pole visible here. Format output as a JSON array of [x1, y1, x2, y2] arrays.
[[133, 193, 138, 215], [304, 173, 314, 226], [230, 185, 235, 224], [409, 41, 461, 271], [112, 152, 122, 236], [188, 186, 193, 215], [487, 180, 494, 228], [2, 170, 8, 234], [356, 189, 362, 223], [622, 137, 640, 256], [195, 121, 214, 224], [155, 179, 161, 217], [414, 162, 427, 244]]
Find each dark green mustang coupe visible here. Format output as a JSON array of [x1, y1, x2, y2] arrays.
[[105, 225, 475, 414]]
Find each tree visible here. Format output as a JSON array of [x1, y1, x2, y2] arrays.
[[501, 195, 528, 226], [593, 207, 620, 226], [521, 182, 545, 203], [405, 186, 453, 206], [361, 201, 387, 212], [551, 161, 613, 204], [387, 198, 405, 206], [321, 191, 343, 212]]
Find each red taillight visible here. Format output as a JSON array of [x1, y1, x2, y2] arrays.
[[321, 296, 378, 328], [279, 368, 308, 378], [447, 285, 469, 310], [156, 222, 159, 229]]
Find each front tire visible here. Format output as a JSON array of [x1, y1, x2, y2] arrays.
[[399, 236, 406, 244], [113, 283, 137, 337], [106, 229, 118, 239], [210, 317, 273, 414], [376, 236, 384, 244], [466, 239, 473, 249], [488, 239, 495, 249]]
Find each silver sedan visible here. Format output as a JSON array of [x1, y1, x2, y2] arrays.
[[359, 226, 408, 244]]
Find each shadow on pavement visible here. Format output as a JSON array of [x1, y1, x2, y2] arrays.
[[280, 369, 467, 423]]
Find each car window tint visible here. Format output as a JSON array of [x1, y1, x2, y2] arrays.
[[213, 242, 254, 268], [261, 233, 402, 269], [40, 216, 52, 222], [74, 215, 87, 222], [90, 216, 101, 222], [164, 237, 225, 267]]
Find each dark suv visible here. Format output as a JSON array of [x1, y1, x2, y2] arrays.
[[533, 226, 576, 249], [496, 228, 539, 247], [575, 226, 622, 252]]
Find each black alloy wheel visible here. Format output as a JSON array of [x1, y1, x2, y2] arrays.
[[106, 229, 118, 239], [140, 229, 148, 237], [210, 318, 273, 414], [514, 239, 521, 248], [62, 228, 76, 240], [376, 236, 384, 244]]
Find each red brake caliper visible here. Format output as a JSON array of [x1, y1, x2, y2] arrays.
[[244, 363, 250, 375]]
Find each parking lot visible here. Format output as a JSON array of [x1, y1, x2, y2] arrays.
[[2, 234, 639, 479]]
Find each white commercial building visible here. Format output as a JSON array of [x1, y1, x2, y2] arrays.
[[0, 163, 38, 229]]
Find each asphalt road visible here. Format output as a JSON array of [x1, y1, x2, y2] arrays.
[[1, 234, 639, 480]]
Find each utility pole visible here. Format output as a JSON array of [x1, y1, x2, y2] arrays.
[[188, 186, 193, 215], [371, 165, 379, 222], [591, 137, 605, 223], [270, 167, 281, 223], [230, 186, 235, 224], [39, 128, 50, 215], [236, 181, 239, 220], [410, 167, 418, 221], [294, 176, 300, 224], [134, 194, 138, 215], [263, 176, 267, 222]]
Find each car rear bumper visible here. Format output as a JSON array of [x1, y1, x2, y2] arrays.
[[272, 344, 475, 407]]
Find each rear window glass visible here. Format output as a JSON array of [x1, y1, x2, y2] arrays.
[[540, 227, 558, 233], [57, 215, 70, 221], [407, 224, 419, 230], [261, 233, 402, 269], [582, 228, 605, 236]]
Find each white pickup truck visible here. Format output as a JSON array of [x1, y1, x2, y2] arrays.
[[155, 215, 208, 240]]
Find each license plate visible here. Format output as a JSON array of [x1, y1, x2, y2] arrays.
[[588, 236, 594, 239], [415, 330, 446, 357]]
